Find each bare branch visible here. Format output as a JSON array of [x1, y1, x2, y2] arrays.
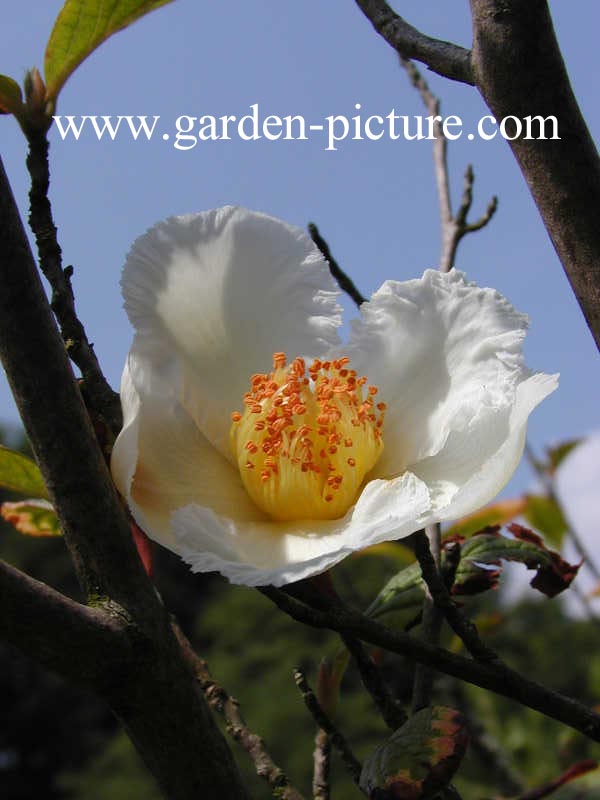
[[411, 524, 445, 712], [354, 0, 474, 85], [398, 59, 498, 272], [398, 57, 452, 228], [0, 558, 127, 683], [0, 155, 249, 799], [342, 634, 407, 730], [25, 128, 122, 437], [293, 668, 364, 789], [412, 531, 498, 664], [312, 727, 331, 800], [259, 586, 600, 743], [173, 622, 306, 800], [470, 0, 600, 350], [308, 222, 366, 307]]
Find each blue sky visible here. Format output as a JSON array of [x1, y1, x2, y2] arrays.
[[1, 0, 598, 501]]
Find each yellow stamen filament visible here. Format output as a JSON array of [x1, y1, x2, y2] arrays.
[[230, 353, 384, 521]]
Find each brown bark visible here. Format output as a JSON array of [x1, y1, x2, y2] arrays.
[[470, 0, 600, 349], [0, 155, 249, 800]]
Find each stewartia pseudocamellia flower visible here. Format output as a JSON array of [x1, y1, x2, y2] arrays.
[[110, 206, 557, 586]]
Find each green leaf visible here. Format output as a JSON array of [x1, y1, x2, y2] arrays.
[[523, 494, 569, 547], [0, 74, 24, 116], [44, 0, 176, 100], [0, 446, 48, 498], [360, 706, 468, 799], [444, 497, 527, 539], [453, 524, 579, 598], [1, 499, 61, 537], [546, 438, 582, 475], [365, 560, 425, 619]]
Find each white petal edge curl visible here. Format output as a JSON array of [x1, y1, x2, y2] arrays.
[[339, 269, 534, 479], [415, 371, 559, 522], [173, 472, 432, 587], [120, 206, 342, 459]]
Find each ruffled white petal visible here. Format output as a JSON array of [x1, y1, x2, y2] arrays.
[[414, 372, 558, 521], [121, 206, 341, 458], [173, 472, 431, 586], [340, 269, 536, 478]]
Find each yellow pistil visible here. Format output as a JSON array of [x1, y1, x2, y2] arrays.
[[230, 352, 385, 521]]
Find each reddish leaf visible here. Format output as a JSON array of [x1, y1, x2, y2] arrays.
[[360, 706, 468, 799], [451, 525, 580, 599], [508, 524, 581, 597], [1, 499, 61, 537], [131, 520, 154, 577]]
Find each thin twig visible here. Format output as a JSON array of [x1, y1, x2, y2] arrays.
[[411, 524, 445, 712], [341, 634, 407, 729], [173, 622, 306, 800], [444, 166, 498, 270], [25, 128, 122, 436], [293, 668, 364, 789], [398, 57, 498, 272], [308, 222, 366, 307], [413, 531, 498, 664], [398, 57, 451, 237], [312, 728, 331, 800], [259, 586, 600, 743], [353, 0, 474, 85]]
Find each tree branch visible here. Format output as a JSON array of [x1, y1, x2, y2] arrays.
[[293, 668, 364, 789], [25, 128, 122, 437], [470, 0, 600, 350], [0, 154, 153, 607], [312, 726, 331, 800], [173, 621, 306, 800], [354, 0, 474, 85], [308, 222, 366, 307], [398, 57, 497, 272], [341, 634, 407, 730], [260, 587, 600, 743], [0, 154, 249, 800], [0, 558, 128, 683], [413, 531, 499, 664], [411, 524, 445, 712]]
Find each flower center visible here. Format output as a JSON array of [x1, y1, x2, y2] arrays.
[[230, 353, 385, 521]]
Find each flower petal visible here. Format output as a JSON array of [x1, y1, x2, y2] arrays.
[[121, 206, 341, 458], [111, 340, 268, 555], [173, 472, 432, 587], [340, 270, 540, 478], [415, 372, 558, 522]]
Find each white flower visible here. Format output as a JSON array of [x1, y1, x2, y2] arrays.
[[110, 206, 557, 587]]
